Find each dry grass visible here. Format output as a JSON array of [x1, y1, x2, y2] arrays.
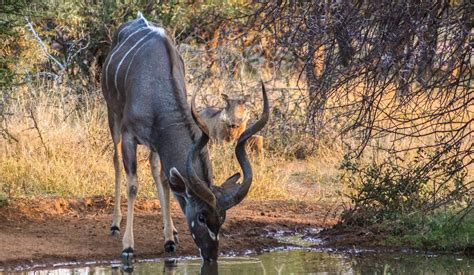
[[2, 77, 470, 204], [0, 81, 343, 203]]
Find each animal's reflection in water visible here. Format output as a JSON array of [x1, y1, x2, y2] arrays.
[[115, 259, 219, 275], [163, 259, 219, 275], [163, 259, 178, 275], [197, 261, 218, 275]]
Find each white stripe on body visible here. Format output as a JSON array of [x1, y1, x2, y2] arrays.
[[117, 24, 132, 42], [147, 25, 166, 36], [138, 12, 166, 36], [123, 38, 149, 87], [105, 16, 166, 92], [114, 30, 156, 91], [117, 15, 147, 41], [104, 27, 148, 91]]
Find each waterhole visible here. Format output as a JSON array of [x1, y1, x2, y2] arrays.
[[4, 249, 472, 274]]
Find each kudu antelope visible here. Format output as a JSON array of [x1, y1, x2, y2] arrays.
[[200, 94, 264, 157], [101, 13, 269, 261]]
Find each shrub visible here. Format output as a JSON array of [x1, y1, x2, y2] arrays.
[[339, 147, 472, 251]]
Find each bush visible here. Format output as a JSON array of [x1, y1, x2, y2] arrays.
[[385, 210, 473, 252], [339, 147, 472, 251]]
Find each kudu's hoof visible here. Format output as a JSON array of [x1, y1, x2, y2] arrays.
[[121, 247, 134, 262], [173, 230, 179, 244], [164, 240, 177, 253], [110, 226, 120, 236]]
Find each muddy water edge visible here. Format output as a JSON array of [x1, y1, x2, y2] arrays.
[[0, 198, 472, 273]]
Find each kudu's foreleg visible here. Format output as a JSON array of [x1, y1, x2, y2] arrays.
[[149, 152, 178, 253], [108, 114, 122, 236], [121, 131, 138, 259]]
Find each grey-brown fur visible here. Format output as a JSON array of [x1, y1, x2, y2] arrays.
[[200, 94, 264, 156], [102, 14, 213, 260], [101, 13, 269, 263]]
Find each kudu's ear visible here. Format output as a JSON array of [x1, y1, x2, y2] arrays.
[[216, 172, 242, 210], [220, 172, 241, 191], [224, 172, 241, 184], [169, 167, 186, 194]]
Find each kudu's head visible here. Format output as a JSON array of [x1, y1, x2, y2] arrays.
[[169, 82, 269, 261], [221, 94, 251, 128]]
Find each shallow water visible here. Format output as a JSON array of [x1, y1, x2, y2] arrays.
[[4, 249, 473, 275]]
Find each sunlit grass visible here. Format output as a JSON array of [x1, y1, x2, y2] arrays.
[[209, 142, 292, 200], [0, 82, 342, 202]]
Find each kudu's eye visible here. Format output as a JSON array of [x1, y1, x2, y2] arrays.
[[198, 213, 206, 224]]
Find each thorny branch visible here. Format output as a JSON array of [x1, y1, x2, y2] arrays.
[[25, 17, 65, 72], [246, 0, 471, 157], [25, 17, 90, 83]]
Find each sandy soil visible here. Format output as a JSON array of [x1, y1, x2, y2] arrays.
[[0, 196, 339, 270]]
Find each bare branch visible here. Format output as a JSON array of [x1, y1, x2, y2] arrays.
[[25, 17, 65, 72]]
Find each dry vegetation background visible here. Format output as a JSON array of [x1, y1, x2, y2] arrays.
[[0, 1, 472, 251]]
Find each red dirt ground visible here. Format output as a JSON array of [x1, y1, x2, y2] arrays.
[[0, 197, 339, 270]]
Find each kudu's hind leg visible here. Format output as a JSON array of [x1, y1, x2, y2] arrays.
[[121, 131, 138, 259], [109, 114, 122, 236], [149, 152, 178, 252]]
